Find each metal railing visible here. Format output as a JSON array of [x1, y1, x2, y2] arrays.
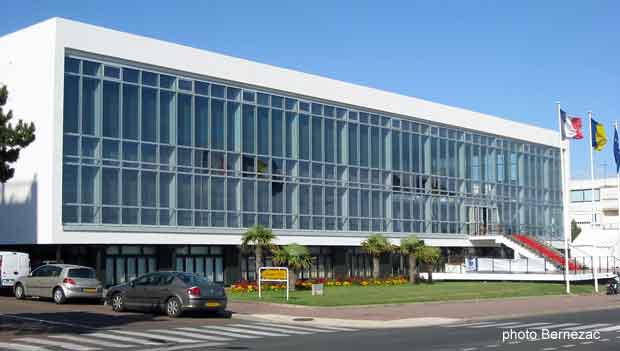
[[436, 256, 620, 275]]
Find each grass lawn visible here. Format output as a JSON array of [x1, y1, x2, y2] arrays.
[[228, 281, 596, 307]]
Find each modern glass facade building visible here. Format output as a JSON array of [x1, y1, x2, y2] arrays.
[[0, 18, 565, 285]]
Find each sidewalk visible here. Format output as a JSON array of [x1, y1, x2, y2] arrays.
[[230, 294, 620, 328]]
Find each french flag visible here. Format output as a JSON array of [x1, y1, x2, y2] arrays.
[[560, 109, 583, 140]]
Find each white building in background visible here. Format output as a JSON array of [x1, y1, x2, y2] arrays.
[[569, 178, 620, 230]]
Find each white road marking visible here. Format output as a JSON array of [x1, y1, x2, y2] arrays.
[[485, 345, 499, 348], [302, 324, 356, 332], [135, 342, 225, 351], [600, 338, 610, 342], [469, 322, 520, 328], [0, 343, 52, 351], [111, 330, 198, 344], [87, 332, 161, 345], [500, 322, 550, 329], [562, 323, 610, 331], [152, 329, 232, 341], [230, 323, 312, 335], [595, 325, 620, 332], [561, 345, 575, 348], [178, 327, 260, 339], [253, 322, 337, 333], [446, 321, 497, 328], [49, 334, 132, 348], [15, 337, 98, 351], [581, 341, 594, 345], [0, 314, 97, 331], [462, 348, 478, 351], [533, 323, 579, 330], [542, 348, 557, 351], [203, 325, 291, 337]]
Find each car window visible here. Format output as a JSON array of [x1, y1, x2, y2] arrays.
[[133, 274, 152, 286], [159, 274, 175, 286], [148, 274, 162, 286], [30, 266, 48, 277], [68, 268, 96, 279], [178, 273, 211, 286], [49, 267, 63, 277]]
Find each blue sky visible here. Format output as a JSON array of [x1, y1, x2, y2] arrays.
[[3, 1, 619, 179]]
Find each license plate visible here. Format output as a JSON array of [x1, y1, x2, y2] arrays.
[[206, 302, 220, 307], [83, 288, 97, 293], [2, 279, 15, 286]]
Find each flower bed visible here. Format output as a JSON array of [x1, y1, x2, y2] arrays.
[[229, 276, 409, 293]]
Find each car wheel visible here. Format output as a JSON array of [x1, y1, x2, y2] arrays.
[[165, 297, 182, 318], [14, 284, 25, 300], [53, 288, 66, 304], [111, 293, 125, 312]]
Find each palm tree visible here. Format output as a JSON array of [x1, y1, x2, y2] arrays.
[[400, 235, 424, 284], [416, 246, 440, 283], [241, 225, 276, 280], [272, 243, 314, 290], [361, 233, 392, 278]]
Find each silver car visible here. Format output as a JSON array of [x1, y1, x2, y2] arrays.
[[14, 264, 103, 304]]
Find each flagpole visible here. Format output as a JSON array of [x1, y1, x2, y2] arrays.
[[616, 121, 620, 237], [557, 102, 571, 294], [588, 111, 599, 292], [589, 111, 596, 229]]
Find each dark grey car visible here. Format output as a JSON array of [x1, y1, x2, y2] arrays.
[[105, 271, 227, 318]]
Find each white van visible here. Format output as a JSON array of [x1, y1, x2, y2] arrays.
[[0, 252, 30, 287]]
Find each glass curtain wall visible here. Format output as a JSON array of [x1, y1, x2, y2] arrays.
[[62, 55, 564, 240]]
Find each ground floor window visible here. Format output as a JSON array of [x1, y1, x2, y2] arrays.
[[240, 255, 273, 281], [105, 246, 157, 286], [299, 247, 334, 279], [347, 248, 372, 278], [175, 246, 224, 283]]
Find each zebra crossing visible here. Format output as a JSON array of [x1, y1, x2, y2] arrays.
[[0, 322, 358, 351], [445, 320, 620, 332]]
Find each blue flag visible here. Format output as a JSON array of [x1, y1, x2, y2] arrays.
[[615, 125, 620, 173]]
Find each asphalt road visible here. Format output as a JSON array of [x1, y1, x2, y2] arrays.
[[1, 293, 620, 351], [233, 308, 620, 351]]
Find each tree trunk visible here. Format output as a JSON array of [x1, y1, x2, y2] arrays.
[[408, 254, 417, 284], [288, 270, 297, 291], [427, 265, 433, 283], [255, 246, 263, 281], [372, 256, 380, 278]]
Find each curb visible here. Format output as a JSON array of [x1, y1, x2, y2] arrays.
[[234, 313, 461, 329]]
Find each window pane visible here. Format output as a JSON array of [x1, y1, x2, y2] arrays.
[[159, 173, 173, 208], [178, 94, 192, 146], [82, 78, 98, 135], [141, 171, 156, 207], [63, 165, 78, 203], [258, 181, 269, 212], [299, 114, 310, 160], [242, 104, 255, 153], [312, 117, 322, 161], [160, 91, 175, 144], [257, 107, 269, 155], [81, 166, 97, 204], [359, 125, 368, 167], [122, 84, 139, 140], [63, 75, 79, 133], [324, 119, 334, 163], [102, 168, 119, 205], [211, 99, 225, 150], [195, 96, 209, 147], [211, 177, 225, 210], [227, 102, 240, 152], [348, 123, 358, 165], [243, 180, 255, 211], [227, 178, 238, 211], [103, 81, 119, 137], [122, 170, 138, 206], [141, 87, 157, 142], [285, 112, 296, 158], [271, 109, 283, 157], [177, 174, 192, 209]]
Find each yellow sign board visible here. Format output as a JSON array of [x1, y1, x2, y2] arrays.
[[261, 269, 287, 281]]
